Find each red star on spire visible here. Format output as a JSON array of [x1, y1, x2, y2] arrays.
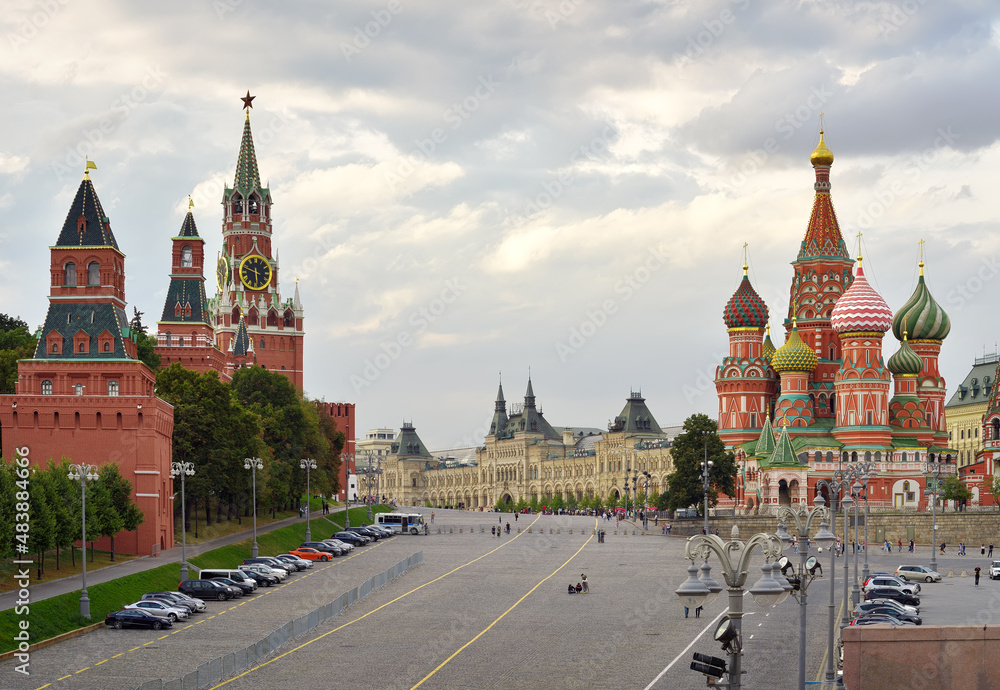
[[241, 91, 255, 110]]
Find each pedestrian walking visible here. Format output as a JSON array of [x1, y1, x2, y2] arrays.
[[581, 574, 588, 593], [990, 544, 994, 558], [982, 544, 986, 556], [431, 511, 435, 524], [515, 513, 518, 522], [499, 516, 503, 525], [909, 539, 914, 552], [505, 522, 511, 534], [492, 525, 496, 536], [940, 542, 946, 554], [898, 539, 902, 553], [667, 522, 672, 534], [975, 565, 982, 586]]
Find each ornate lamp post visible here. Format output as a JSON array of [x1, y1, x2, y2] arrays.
[[68, 463, 99, 619], [775, 495, 836, 690], [850, 479, 863, 607], [852, 461, 877, 585], [340, 452, 354, 529], [701, 451, 714, 535], [623, 469, 629, 516], [300, 458, 317, 542], [170, 461, 195, 581], [925, 462, 943, 572], [816, 473, 851, 685], [243, 457, 263, 558], [676, 526, 787, 690]]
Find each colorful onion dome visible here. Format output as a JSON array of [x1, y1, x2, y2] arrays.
[[810, 129, 834, 167], [830, 263, 892, 334], [891, 265, 950, 341], [771, 322, 818, 373], [762, 325, 776, 361], [887, 332, 923, 376], [724, 271, 769, 329]]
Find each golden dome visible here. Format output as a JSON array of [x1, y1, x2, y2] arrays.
[[810, 130, 834, 166]]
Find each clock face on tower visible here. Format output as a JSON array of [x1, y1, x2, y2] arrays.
[[217, 257, 228, 291], [239, 255, 272, 291]]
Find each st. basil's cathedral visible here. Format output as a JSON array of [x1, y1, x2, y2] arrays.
[[715, 129, 959, 512]]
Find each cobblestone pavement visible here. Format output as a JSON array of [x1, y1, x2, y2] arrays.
[[4, 508, 995, 690]]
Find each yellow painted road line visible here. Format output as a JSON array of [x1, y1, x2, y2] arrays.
[[95, 659, 107, 666], [410, 520, 596, 689], [57, 676, 71, 682], [208, 514, 544, 689], [111, 653, 124, 658], [32, 684, 51, 690], [75, 667, 89, 673]]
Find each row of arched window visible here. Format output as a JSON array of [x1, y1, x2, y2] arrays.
[[40, 379, 118, 396], [231, 306, 295, 328], [63, 261, 100, 287]]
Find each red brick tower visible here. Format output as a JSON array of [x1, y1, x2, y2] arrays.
[[0, 168, 175, 555], [211, 94, 304, 390], [155, 200, 227, 375]]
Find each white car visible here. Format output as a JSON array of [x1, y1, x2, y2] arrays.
[[990, 561, 1000, 580], [239, 563, 287, 580], [125, 600, 189, 622], [863, 576, 919, 596]]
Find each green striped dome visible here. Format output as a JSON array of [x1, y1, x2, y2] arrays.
[[771, 325, 818, 373], [762, 329, 776, 361], [887, 335, 923, 376], [892, 274, 950, 341]]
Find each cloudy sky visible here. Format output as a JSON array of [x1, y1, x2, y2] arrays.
[[2, 0, 999, 450]]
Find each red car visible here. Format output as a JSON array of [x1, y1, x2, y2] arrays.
[[289, 547, 333, 562]]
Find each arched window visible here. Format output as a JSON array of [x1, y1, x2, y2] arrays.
[[903, 481, 910, 492], [65, 262, 77, 286], [267, 309, 278, 327], [51, 342, 59, 353], [993, 419, 999, 441], [41, 379, 53, 395], [78, 342, 85, 352], [87, 261, 100, 285], [165, 332, 172, 346], [74, 383, 83, 396], [231, 194, 244, 216], [260, 338, 266, 350], [181, 245, 193, 268], [248, 194, 260, 214], [283, 310, 294, 327], [107, 380, 119, 396], [247, 307, 258, 326]]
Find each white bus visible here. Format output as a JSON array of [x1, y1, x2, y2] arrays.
[[376, 512, 426, 535]]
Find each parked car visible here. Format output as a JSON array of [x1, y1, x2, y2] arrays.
[[301, 541, 343, 556], [347, 526, 381, 541], [333, 531, 368, 546], [242, 558, 291, 577], [365, 525, 393, 538], [864, 587, 920, 607], [850, 614, 915, 627], [167, 591, 208, 611], [178, 579, 235, 601], [106, 609, 173, 630], [241, 569, 279, 587], [275, 554, 311, 570], [322, 539, 353, 553], [854, 605, 922, 625], [990, 561, 1000, 580], [862, 576, 919, 596], [124, 600, 188, 622], [199, 569, 258, 590], [255, 556, 296, 574], [895, 565, 942, 583], [290, 547, 335, 562], [140, 593, 198, 615], [856, 599, 919, 616], [239, 563, 287, 581], [209, 577, 251, 596]]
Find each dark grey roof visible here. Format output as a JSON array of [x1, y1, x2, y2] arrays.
[[56, 177, 119, 249], [177, 211, 200, 238], [232, 315, 251, 356], [946, 355, 998, 408], [608, 390, 663, 434], [160, 277, 210, 325], [391, 422, 432, 459]]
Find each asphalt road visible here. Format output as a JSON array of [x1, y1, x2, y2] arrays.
[[3, 509, 994, 690]]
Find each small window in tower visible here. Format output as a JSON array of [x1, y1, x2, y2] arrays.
[[108, 380, 119, 396], [175, 303, 182, 317], [103, 342, 110, 352], [87, 261, 99, 285], [249, 195, 259, 214], [181, 245, 193, 268], [51, 342, 59, 353], [65, 262, 77, 286], [41, 380, 53, 395], [260, 338, 265, 350], [232, 194, 244, 215], [78, 342, 85, 352], [75, 383, 83, 396]]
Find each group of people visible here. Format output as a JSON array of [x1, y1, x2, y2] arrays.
[[567, 574, 589, 594], [952, 543, 994, 557], [490, 521, 511, 537]]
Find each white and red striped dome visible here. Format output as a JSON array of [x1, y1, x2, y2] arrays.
[[831, 264, 893, 334]]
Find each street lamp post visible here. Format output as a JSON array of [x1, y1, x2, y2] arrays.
[[623, 470, 629, 517], [68, 463, 100, 619], [816, 473, 851, 685], [925, 462, 944, 572], [851, 479, 863, 607], [852, 461, 877, 585], [775, 496, 836, 690], [300, 458, 317, 542], [244, 457, 263, 558], [701, 447, 714, 535], [170, 461, 195, 581], [340, 452, 354, 529], [676, 526, 787, 689]]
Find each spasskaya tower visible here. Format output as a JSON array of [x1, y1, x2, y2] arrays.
[[210, 93, 304, 389]]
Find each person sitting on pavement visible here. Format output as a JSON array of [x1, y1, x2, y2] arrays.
[[575, 583, 583, 593], [568, 583, 577, 594]]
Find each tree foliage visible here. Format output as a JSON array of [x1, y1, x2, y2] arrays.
[[0, 314, 37, 394], [664, 414, 736, 514]]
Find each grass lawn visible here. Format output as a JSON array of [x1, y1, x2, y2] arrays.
[[323, 505, 392, 531], [0, 548, 136, 594]]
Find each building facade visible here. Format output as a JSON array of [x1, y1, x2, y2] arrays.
[[0, 169, 175, 555], [379, 381, 676, 509], [946, 353, 998, 468], [715, 131, 955, 513]]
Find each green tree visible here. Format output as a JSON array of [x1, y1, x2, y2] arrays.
[[0, 460, 15, 560], [38, 461, 78, 571], [664, 414, 735, 514], [548, 494, 565, 512], [514, 496, 529, 513], [0, 314, 37, 394], [26, 469, 55, 578], [136, 333, 161, 371], [942, 475, 972, 510], [990, 474, 1000, 512], [528, 494, 540, 513], [99, 463, 144, 560]]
